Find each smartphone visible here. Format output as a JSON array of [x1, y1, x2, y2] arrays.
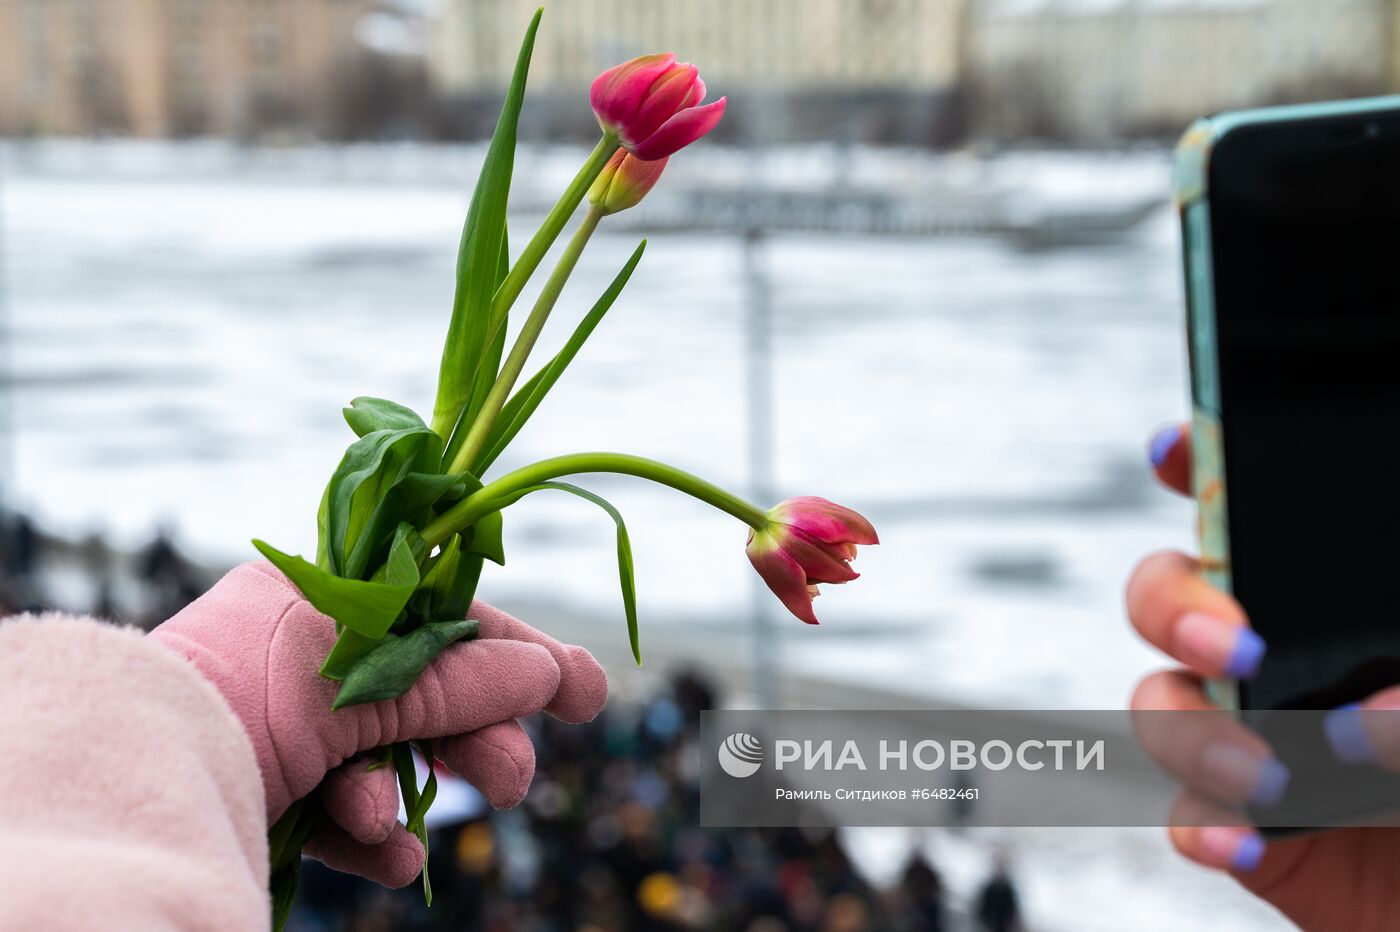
[[1176, 96, 1400, 713]]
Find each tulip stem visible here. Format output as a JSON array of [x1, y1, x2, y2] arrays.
[[422, 453, 769, 547], [490, 133, 617, 337], [450, 207, 604, 476], [431, 133, 618, 441]]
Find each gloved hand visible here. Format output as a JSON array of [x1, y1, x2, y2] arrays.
[[150, 561, 607, 887]]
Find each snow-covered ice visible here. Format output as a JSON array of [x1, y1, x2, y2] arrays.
[[0, 140, 1292, 930], [0, 141, 1190, 710]]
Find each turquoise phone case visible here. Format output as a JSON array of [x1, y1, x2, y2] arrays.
[[1173, 95, 1400, 710]]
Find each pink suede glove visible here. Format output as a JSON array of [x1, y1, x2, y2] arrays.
[[149, 561, 607, 887]]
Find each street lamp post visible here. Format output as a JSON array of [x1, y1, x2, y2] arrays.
[[742, 226, 780, 710]]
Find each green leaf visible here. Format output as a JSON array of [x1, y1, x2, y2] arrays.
[[320, 525, 428, 680], [393, 742, 435, 905], [393, 741, 419, 812], [267, 798, 315, 931], [444, 227, 512, 469], [504, 482, 641, 664], [462, 509, 505, 566], [419, 534, 461, 592], [412, 535, 485, 623], [344, 397, 426, 437], [431, 9, 541, 436], [266, 798, 314, 872], [380, 523, 427, 587], [270, 859, 301, 932], [365, 746, 393, 772], [320, 628, 379, 681], [320, 427, 458, 580], [315, 480, 334, 572], [476, 240, 646, 473], [253, 539, 417, 640], [319, 427, 438, 576], [406, 740, 438, 835], [332, 618, 481, 709], [338, 447, 447, 580]]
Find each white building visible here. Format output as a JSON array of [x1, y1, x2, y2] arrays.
[[427, 0, 971, 145], [428, 0, 968, 93], [968, 0, 1397, 141], [425, 0, 1400, 145]]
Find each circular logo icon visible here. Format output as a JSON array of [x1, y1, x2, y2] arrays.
[[718, 732, 764, 778]]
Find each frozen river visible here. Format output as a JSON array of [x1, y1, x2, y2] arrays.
[[0, 140, 1193, 711], [0, 141, 1292, 931]]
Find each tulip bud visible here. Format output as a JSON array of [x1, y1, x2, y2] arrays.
[[588, 149, 668, 215], [590, 53, 726, 161], [745, 497, 879, 625]]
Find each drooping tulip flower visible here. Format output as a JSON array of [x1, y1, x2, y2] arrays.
[[746, 497, 879, 625], [590, 53, 726, 161], [588, 149, 668, 215]]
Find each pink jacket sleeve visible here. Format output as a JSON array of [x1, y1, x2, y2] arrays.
[[0, 614, 269, 931]]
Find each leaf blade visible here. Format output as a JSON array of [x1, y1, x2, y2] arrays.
[[331, 619, 480, 709], [462, 509, 505, 566], [411, 535, 486, 624], [253, 539, 417, 640], [321, 427, 443, 578], [476, 240, 646, 473], [393, 741, 436, 905], [444, 226, 513, 468], [343, 397, 425, 437], [507, 482, 641, 664], [431, 10, 541, 436]]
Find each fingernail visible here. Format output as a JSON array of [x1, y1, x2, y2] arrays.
[[1176, 613, 1266, 679], [1200, 742, 1291, 807], [1325, 703, 1375, 764], [1225, 627, 1267, 679], [1149, 425, 1181, 468], [1199, 826, 1266, 872]]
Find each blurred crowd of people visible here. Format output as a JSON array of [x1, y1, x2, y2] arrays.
[[293, 673, 1022, 932], [0, 507, 206, 627], [1, 505, 1025, 932]]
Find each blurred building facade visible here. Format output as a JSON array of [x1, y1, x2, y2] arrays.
[[427, 0, 1400, 145], [4, 0, 1400, 143], [430, 0, 968, 92], [0, 0, 384, 137], [427, 0, 973, 146], [967, 0, 1400, 142]]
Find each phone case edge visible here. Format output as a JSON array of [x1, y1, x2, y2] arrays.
[[1174, 120, 1237, 710], [1173, 95, 1400, 711]]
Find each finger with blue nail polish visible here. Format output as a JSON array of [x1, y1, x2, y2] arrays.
[[1133, 670, 1288, 809], [1175, 612, 1266, 680], [1199, 741, 1291, 807], [1149, 424, 1182, 467], [1168, 792, 1269, 875], [1324, 703, 1374, 764], [1127, 551, 1252, 678], [1324, 692, 1400, 770], [1198, 825, 1267, 872], [1147, 423, 1192, 493]]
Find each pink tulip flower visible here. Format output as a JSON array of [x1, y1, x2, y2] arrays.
[[587, 149, 668, 215], [746, 497, 879, 625], [590, 53, 726, 161]]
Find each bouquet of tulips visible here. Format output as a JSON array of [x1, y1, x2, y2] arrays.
[[256, 10, 877, 925]]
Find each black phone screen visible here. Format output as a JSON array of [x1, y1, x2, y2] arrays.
[[1208, 109, 1400, 710]]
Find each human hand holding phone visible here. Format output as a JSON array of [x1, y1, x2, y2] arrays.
[[1128, 423, 1400, 932]]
